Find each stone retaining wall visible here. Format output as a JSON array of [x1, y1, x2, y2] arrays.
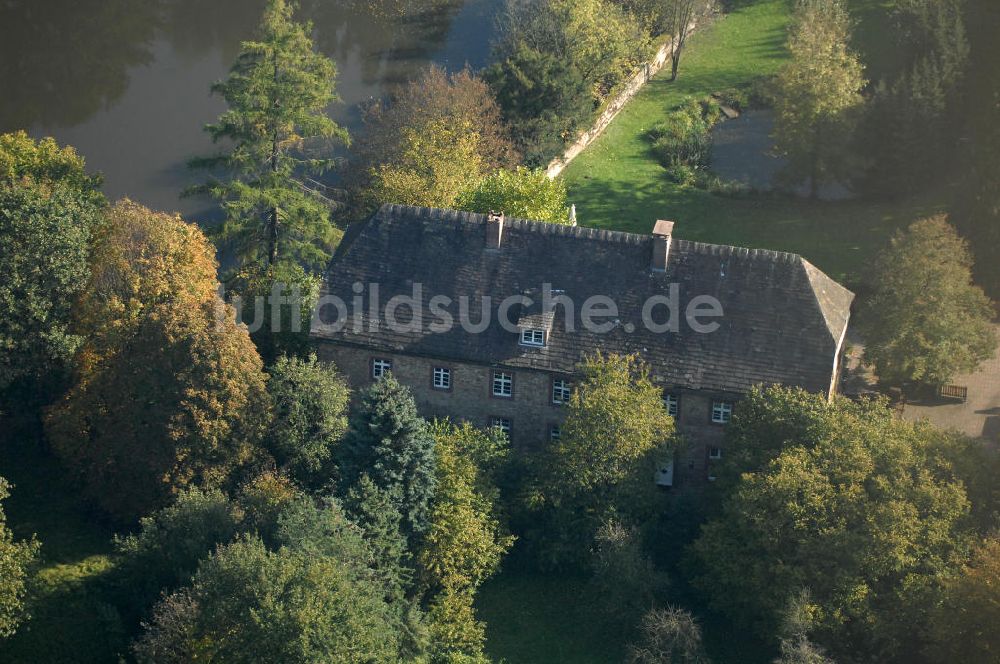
[[545, 20, 697, 179]]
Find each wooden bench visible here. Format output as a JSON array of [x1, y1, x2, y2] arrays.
[[939, 385, 968, 402]]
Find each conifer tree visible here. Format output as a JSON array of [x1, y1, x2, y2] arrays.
[[190, 0, 348, 274], [339, 375, 437, 541]]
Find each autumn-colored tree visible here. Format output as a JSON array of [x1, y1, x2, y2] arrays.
[[419, 421, 514, 661], [47, 201, 270, 522], [771, 0, 865, 197], [355, 64, 517, 187], [859, 216, 995, 387], [457, 167, 572, 224], [365, 118, 484, 209], [927, 537, 1000, 663]]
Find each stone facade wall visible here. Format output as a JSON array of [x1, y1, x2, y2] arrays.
[[316, 340, 737, 488]]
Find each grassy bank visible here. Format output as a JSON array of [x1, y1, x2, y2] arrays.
[[0, 419, 123, 663], [561, 0, 943, 283]]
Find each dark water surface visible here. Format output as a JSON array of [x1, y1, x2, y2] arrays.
[[0, 0, 500, 217]]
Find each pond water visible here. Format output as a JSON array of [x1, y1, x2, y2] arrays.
[[0, 0, 500, 218], [710, 109, 853, 201]]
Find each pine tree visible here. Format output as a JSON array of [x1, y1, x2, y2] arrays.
[[339, 375, 437, 541], [189, 0, 348, 275]]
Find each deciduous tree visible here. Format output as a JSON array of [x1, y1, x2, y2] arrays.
[[927, 537, 1000, 663], [354, 64, 517, 191], [627, 606, 711, 664], [266, 354, 350, 490], [457, 167, 572, 224], [530, 353, 673, 566], [771, 0, 865, 197], [691, 386, 972, 661], [0, 132, 103, 394], [365, 119, 484, 209], [0, 477, 40, 639], [419, 421, 513, 661], [46, 202, 270, 522], [133, 535, 400, 663], [859, 216, 995, 387]]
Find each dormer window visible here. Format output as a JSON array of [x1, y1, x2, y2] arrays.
[[520, 328, 546, 347]]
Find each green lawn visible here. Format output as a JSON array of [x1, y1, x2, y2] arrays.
[[562, 0, 944, 284], [477, 571, 629, 663], [0, 419, 124, 663], [477, 568, 773, 664]]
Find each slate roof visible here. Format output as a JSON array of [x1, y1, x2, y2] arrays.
[[312, 205, 855, 395]]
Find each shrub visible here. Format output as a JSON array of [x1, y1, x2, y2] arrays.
[[647, 98, 716, 176]]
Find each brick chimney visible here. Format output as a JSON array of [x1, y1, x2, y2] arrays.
[[486, 210, 505, 250], [651, 219, 674, 271]]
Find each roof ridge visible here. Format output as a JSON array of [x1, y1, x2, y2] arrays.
[[672, 238, 802, 263], [381, 204, 649, 245]]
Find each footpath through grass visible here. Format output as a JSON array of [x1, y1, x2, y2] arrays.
[[561, 0, 944, 283]]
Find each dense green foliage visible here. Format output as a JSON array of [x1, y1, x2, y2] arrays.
[[691, 386, 975, 661], [487, 0, 647, 164], [0, 132, 103, 395], [0, 477, 40, 639], [46, 202, 271, 522], [646, 97, 717, 183], [485, 43, 593, 165], [266, 354, 350, 489], [862, 0, 969, 194], [190, 0, 348, 272], [340, 375, 438, 541], [420, 421, 513, 662], [527, 353, 673, 567], [858, 216, 995, 387], [457, 167, 572, 224], [771, 0, 865, 196], [113, 488, 243, 621], [133, 533, 400, 662]]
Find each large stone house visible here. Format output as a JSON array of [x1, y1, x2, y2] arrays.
[[311, 204, 854, 488]]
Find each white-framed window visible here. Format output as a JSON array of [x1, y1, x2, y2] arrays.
[[492, 370, 513, 397], [550, 425, 562, 441], [519, 328, 546, 347], [432, 367, 451, 390], [552, 379, 571, 405], [708, 446, 723, 460], [711, 400, 733, 424], [372, 358, 392, 380], [663, 393, 679, 418], [490, 417, 511, 435]]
